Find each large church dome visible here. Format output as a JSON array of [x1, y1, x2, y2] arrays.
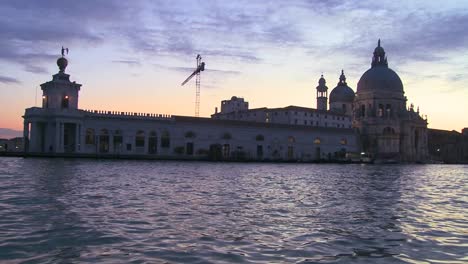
[[330, 70, 355, 103], [357, 40, 404, 93]]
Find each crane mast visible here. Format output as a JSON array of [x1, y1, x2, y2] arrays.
[[181, 54, 205, 117]]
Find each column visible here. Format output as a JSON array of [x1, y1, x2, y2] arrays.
[[109, 133, 114, 154], [30, 122, 38, 152], [74, 123, 80, 153], [55, 121, 60, 153], [23, 121, 29, 153]]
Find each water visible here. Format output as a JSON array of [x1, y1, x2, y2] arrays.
[[0, 158, 467, 263]]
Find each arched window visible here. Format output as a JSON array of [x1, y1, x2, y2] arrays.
[[135, 130, 145, 147], [148, 131, 157, 154], [378, 104, 384, 117], [99, 129, 109, 153], [314, 138, 321, 144], [62, 95, 69, 109], [85, 128, 95, 145], [113, 130, 123, 150], [161, 131, 170, 148], [386, 104, 392, 117]]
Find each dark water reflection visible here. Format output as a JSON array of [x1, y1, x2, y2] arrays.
[[0, 158, 466, 263]]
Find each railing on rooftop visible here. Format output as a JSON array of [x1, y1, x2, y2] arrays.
[[81, 109, 172, 119]]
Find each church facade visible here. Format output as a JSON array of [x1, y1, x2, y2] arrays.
[[23, 40, 428, 162]]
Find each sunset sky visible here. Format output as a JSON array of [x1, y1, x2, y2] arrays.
[[1, 0, 468, 135]]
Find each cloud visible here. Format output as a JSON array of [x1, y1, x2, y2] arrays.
[[112, 60, 141, 66], [0, 1, 137, 73], [0, 76, 20, 84]]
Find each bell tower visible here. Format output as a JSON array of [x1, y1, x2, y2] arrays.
[[316, 75, 328, 111], [41, 48, 81, 110]]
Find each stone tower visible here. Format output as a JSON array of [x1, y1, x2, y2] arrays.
[[316, 75, 328, 111], [23, 51, 83, 154]]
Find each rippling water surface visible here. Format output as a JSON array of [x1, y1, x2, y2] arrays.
[[0, 158, 467, 263]]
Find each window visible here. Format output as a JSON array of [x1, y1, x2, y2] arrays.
[[288, 136, 296, 144], [340, 139, 347, 145], [113, 130, 123, 150], [361, 105, 366, 117], [135, 130, 145, 147], [85, 128, 95, 145], [42, 96, 48, 108], [61, 95, 69, 108], [186, 142, 194, 155], [304, 120, 307, 125], [161, 131, 170, 148], [126, 144, 132, 151], [148, 131, 157, 154], [378, 104, 384, 117], [222, 144, 230, 158], [314, 138, 321, 144]]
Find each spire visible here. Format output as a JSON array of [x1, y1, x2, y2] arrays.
[[371, 39, 388, 68]]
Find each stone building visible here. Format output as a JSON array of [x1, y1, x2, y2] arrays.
[[22, 55, 358, 161], [353, 40, 428, 162], [23, 40, 431, 162]]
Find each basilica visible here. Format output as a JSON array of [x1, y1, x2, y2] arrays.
[[22, 40, 428, 162]]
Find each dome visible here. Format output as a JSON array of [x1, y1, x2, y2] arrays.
[[357, 40, 404, 94], [357, 66, 403, 93], [329, 70, 355, 103]]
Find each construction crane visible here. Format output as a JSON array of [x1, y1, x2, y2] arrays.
[[181, 54, 205, 117]]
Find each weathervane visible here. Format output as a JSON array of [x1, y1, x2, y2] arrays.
[[61, 46, 69, 57]]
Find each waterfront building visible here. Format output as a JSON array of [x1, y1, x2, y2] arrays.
[[22, 55, 358, 161], [22, 40, 429, 162]]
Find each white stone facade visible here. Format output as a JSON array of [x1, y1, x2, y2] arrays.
[[23, 57, 359, 161]]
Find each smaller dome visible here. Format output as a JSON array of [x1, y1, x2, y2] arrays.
[[57, 57, 68, 73], [329, 70, 355, 103]]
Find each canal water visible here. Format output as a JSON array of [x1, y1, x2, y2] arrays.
[[0, 157, 466, 263]]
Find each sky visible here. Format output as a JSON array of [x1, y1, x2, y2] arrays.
[[1, 0, 468, 136]]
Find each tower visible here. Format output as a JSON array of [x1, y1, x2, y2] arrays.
[[316, 75, 328, 111], [41, 53, 81, 110], [23, 48, 82, 154]]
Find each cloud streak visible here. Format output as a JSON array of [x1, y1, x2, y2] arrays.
[[0, 76, 20, 84]]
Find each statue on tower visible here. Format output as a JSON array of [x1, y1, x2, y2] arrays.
[[61, 46, 69, 57]]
